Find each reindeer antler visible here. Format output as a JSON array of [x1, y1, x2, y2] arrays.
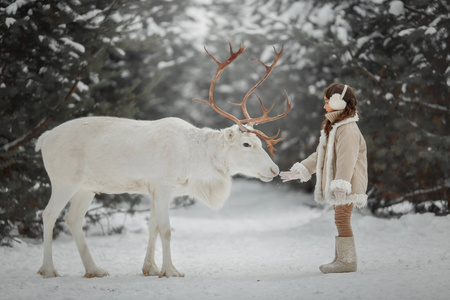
[[194, 42, 247, 130], [194, 42, 292, 157]]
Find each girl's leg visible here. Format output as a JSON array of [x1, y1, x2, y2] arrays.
[[334, 203, 354, 237], [320, 203, 357, 273]]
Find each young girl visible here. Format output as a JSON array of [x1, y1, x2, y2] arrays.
[[280, 82, 368, 273]]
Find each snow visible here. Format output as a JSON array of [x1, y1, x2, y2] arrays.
[[398, 28, 415, 37], [5, 0, 29, 15], [425, 27, 437, 35], [1, 180, 449, 300], [280, 2, 308, 21], [333, 25, 349, 45], [48, 39, 59, 52], [60, 37, 86, 53], [109, 12, 123, 23], [38, 67, 48, 75], [353, 6, 367, 17], [73, 9, 103, 23], [175, 6, 212, 51], [5, 17, 16, 28], [308, 4, 334, 27], [389, 1, 405, 16], [114, 47, 126, 57], [303, 22, 325, 40], [76, 81, 89, 92], [385, 93, 394, 100], [68, 51, 80, 59]]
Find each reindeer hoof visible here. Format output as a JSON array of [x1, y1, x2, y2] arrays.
[[142, 263, 160, 276], [159, 265, 184, 278], [38, 266, 60, 278], [84, 267, 109, 278]]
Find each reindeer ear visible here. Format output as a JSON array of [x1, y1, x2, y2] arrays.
[[224, 127, 236, 142]]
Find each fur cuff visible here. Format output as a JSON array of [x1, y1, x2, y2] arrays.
[[291, 163, 311, 182], [330, 179, 352, 194]]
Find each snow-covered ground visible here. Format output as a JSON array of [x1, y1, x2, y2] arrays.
[[1, 179, 449, 300]]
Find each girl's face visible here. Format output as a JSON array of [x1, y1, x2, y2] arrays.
[[323, 96, 335, 113]]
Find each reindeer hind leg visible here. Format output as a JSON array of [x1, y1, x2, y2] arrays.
[[38, 183, 78, 278], [65, 189, 109, 278]]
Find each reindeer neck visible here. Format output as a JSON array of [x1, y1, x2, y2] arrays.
[[187, 128, 232, 210], [192, 127, 230, 177]]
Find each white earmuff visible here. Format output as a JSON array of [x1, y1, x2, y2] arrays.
[[329, 85, 348, 110]]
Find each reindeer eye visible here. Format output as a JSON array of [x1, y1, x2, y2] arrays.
[[243, 143, 251, 148]]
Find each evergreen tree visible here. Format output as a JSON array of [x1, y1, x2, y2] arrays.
[[256, 0, 449, 214], [343, 0, 449, 215], [0, 0, 192, 245]]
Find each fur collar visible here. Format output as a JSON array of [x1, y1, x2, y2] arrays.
[[319, 114, 359, 146]]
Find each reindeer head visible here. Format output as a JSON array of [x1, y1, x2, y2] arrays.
[[220, 124, 278, 182], [195, 42, 292, 182]]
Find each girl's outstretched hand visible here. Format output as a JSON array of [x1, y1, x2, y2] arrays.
[[279, 171, 302, 182], [279, 162, 312, 183]]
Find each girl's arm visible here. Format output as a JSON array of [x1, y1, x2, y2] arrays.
[[300, 151, 318, 175], [280, 150, 317, 182]]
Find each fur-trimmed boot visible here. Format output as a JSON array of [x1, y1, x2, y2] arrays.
[[319, 236, 357, 273]]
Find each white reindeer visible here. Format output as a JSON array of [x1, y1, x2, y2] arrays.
[[35, 43, 291, 278]]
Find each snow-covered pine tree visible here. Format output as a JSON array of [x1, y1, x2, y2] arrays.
[[255, 0, 449, 215], [0, 0, 192, 245], [342, 0, 449, 215], [1, 0, 112, 245]]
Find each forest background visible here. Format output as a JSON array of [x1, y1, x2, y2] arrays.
[[0, 0, 448, 246]]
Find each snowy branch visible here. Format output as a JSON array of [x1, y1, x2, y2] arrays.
[[386, 182, 450, 207], [348, 49, 382, 86], [2, 79, 80, 153], [348, 50, 447, 137], [402, 99, 449, 114]]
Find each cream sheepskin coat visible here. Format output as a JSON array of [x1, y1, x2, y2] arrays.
[[296, 111, 368, 208]]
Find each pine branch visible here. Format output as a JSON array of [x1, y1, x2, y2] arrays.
[[2, 79, 80, 153], [348, 49, 447, 137], [402, 99, 449, 114], [347, 48, 383, 87], [382, 182, 450, 208], [1, 2, 125, 154]]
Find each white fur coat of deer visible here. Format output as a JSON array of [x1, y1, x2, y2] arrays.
[[35, 42, 291, 278]]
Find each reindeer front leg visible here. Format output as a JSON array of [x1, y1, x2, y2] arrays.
[[142, 200, 160, 276], [144, 188, 184, 278]]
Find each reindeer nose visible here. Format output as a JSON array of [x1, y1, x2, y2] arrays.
[[271, 166, 280, 176]]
